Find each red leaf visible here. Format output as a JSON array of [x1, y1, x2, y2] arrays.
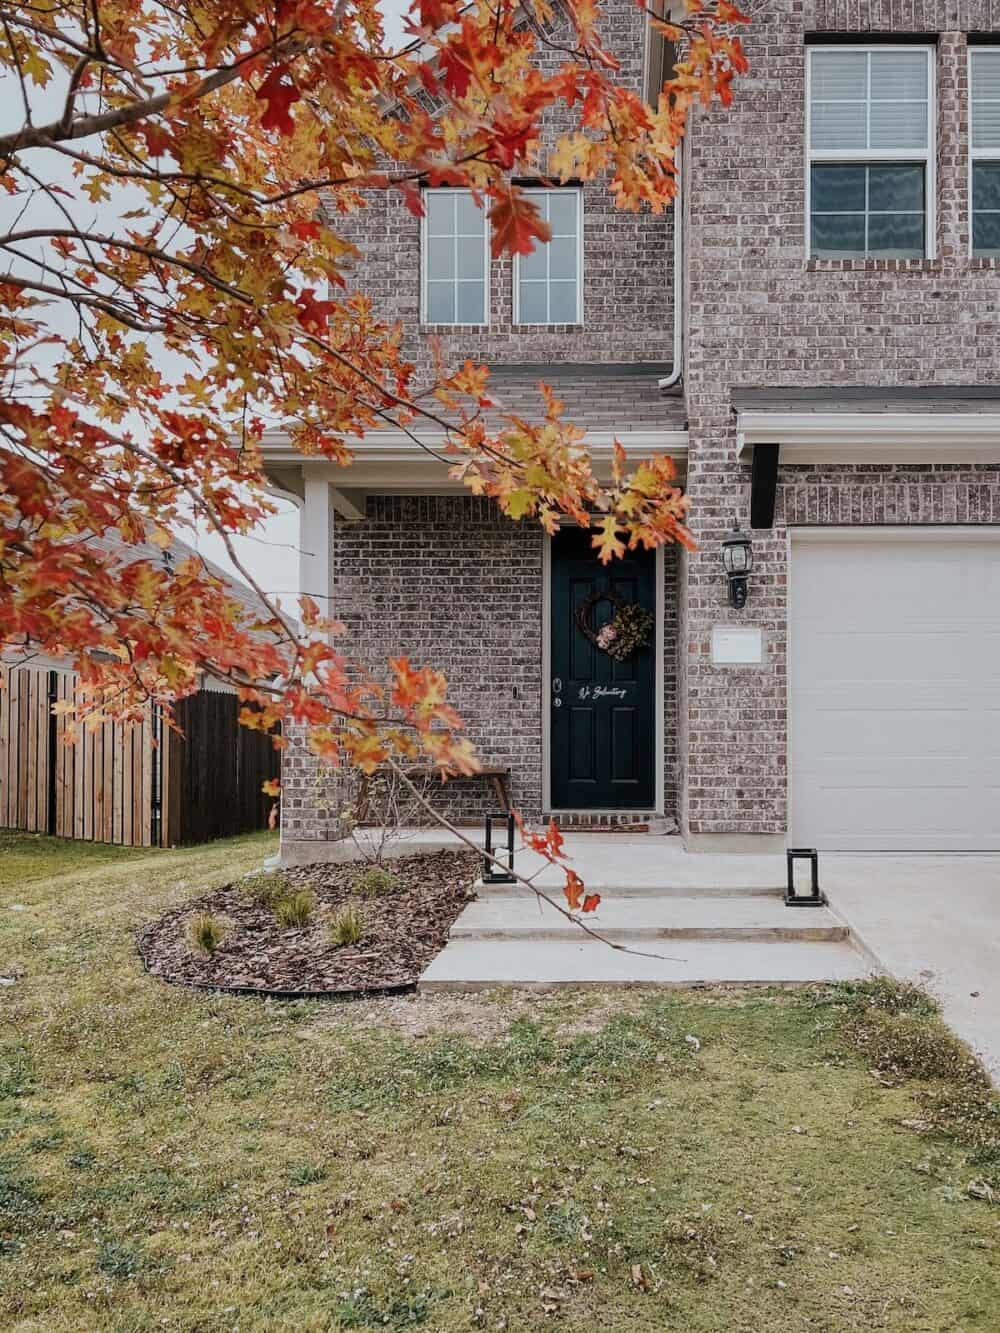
[[582, 893, 601, 913], [439, 47, 470, 99], [488, 190, 551, 259], [290, 219, 321, 241], [256, 65, 301, 135], [564, 870, 585, 912]]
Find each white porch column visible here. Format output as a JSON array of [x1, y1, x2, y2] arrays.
[[299, 469, 332, 619]]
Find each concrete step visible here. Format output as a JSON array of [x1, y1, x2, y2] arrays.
[[419, 937, 869, 989], [454, 894, 846, 943], [475, 881, 784, 899]]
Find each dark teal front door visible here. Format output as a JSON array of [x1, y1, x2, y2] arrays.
[[550, 527, 656, 810]]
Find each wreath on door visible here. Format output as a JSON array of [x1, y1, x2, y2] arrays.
[[576, 591, 654, 661]]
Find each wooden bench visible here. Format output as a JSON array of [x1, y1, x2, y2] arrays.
[[355, 765, 512, 823]]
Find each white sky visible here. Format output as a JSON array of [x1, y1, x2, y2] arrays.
[[2, 0, 412, 611]]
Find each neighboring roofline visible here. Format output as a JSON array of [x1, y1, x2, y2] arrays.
[[737, 410, 1000, 463]]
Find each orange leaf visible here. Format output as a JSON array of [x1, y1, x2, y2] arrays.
[[582, 893, 601, 913], [488, 190, 551, 259]]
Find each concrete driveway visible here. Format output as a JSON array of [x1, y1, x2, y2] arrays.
[[822, 855, 1000, 1082]]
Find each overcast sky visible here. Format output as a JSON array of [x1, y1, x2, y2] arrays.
[[3, 1, 412, 612]]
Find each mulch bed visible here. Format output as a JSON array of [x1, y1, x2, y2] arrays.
[[137, 850, 481, 997]]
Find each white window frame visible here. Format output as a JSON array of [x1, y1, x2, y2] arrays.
[[419, 188, 491, 327], [969, 45, 1000, 257], [805, 44, 937, 260], [513, 188, 584, 325]]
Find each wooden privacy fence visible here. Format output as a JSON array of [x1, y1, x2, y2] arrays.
[[0, 664, 278, 847]]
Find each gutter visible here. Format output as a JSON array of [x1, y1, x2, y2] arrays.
[[658, 162, 683, 391]]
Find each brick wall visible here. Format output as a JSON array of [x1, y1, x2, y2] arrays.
[[330, 0, 674, 379], [680, 0, 1000, 837]]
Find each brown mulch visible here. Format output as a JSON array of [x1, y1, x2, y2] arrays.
[[137, 850, 480, 997]]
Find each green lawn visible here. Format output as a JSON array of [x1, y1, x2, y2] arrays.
[[1, 831, 999, 1331]]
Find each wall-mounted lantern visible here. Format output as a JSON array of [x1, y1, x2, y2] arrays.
[[721, 526, 753, 609]]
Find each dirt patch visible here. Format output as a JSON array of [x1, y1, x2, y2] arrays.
[[138, 850, 480, 995]]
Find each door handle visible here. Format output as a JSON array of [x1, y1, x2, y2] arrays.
[[552, 677, 562, 693]]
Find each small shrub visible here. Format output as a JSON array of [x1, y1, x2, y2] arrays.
[[243, 870, 290, 906], [354, 865, 399, 897], [274, 889, 315, 929], [188, 913, 225, 956], [330, 904, 364, 947]]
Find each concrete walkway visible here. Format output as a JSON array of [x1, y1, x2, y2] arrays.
[[420, 834, 868, 990], [416, 835, 1000, 1080], [820, 855, 1000, 1082]]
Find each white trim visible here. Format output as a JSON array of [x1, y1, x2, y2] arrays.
[[262, 429, 689, 492], [737, 409, 1000, 462], [300, 471, 332, 612], [541, 531, 665, 816], [419, 188, 490, 327], [968, 46, 1000, 257], [789, 523, 1000, 543], [805, 44, 936, 260], [512, 188, 584, 325]]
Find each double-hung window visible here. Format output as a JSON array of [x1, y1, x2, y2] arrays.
[[807, 46, 934, 259], [514, 189, 582, 324], [421, 189, 489, 325], [970, 48, 1000, 256]]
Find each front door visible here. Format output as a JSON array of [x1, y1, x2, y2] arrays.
[[549, 526, 656, 810]]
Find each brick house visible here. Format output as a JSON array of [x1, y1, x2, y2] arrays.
[[265, 0, 1000, 864]]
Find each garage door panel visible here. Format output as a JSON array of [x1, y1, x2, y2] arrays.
[[796, 706, 971, 758], [790, 534, 1000, 851]]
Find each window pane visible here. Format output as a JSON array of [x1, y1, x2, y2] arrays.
[[547, 192, 579, 236], [548, 234, 577, 280], [456, 281, 484, 324], [455, 191, 484, 234], [425, 281, 455, 322], [457, 236, 484, 280], [870, 50, 927, 101], [870, 101, 927, 151], [426, 236, 454, 281], [811, 101, 867, 150], [425, 192, 454, 236], [972, 51, 1000, 149], [868, 163, 924, 212], [973, 210, 1000, 255], [973, 162, 1000, 211], [867, 212, 924, 256], [518, 281, 547, 323], [811, 213, 866, 255], [811, 164, 866, 211], [519, 241, 546, 280], [811, 49, 867, 100], [549, 280, 578, 323]]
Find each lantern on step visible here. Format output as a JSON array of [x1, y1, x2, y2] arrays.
[[785, 848, 825, 907], [721, 525, 753, 609], [483, 812, 516, 884]]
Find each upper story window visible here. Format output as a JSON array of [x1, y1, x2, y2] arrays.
[[421, 189, 489, 325], [807, 46, 935, 259], [514, 189, 582, 324], [970, 48, 1000, 256]]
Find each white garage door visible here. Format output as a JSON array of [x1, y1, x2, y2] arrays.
[[789, 531, 1000, 851]]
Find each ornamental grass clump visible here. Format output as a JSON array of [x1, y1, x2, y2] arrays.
[[330, 905, 364, 948], [354, 866, 399, 897], [274, 890, 315, 929], [188, 913, 225, 957], [242, 871, 290, 907]]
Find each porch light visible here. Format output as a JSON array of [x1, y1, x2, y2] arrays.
[[721, 526, 753, 609], [483, 812, 517, 885]]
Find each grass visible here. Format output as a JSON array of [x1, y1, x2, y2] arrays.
[[273, 887, 315, 929], [187, 913, 226, 957], [330, 904, 365, 947], [1, 830, 999, 1330]]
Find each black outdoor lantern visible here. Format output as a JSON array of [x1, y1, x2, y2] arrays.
[[721, 525, 753, 609], [785, 848, 825, 907], [483, 812, 517, 884]]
